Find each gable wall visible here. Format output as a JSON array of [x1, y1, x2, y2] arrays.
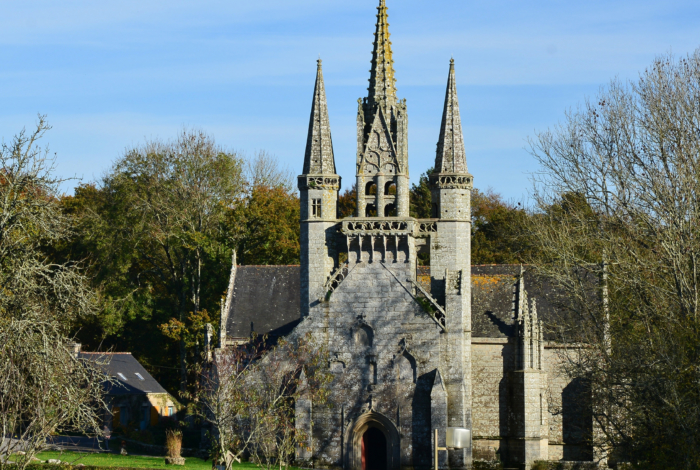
[[291, 260, 443, 469]]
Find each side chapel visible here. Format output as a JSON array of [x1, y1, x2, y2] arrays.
[[218, 1, 593, 468]]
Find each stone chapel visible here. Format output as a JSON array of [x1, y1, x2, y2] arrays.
[[218, 1, 593, 469]]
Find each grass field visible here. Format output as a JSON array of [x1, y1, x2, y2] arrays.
[[34, 451, 300, 470], [36, 451, 244, 470]]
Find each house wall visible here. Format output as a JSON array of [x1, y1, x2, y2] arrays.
[[107, 393, 179, 431]]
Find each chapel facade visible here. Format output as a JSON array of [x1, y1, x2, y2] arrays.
[[219, 1, 593, 469]]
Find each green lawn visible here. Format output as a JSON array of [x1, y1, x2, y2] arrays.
[[35, 450, 302, 470], [35, 451, 234, 470]]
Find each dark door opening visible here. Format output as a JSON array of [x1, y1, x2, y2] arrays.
[[361, 427, 387, 470]]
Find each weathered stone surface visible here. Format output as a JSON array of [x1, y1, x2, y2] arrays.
[[219, 1, 595, 469]]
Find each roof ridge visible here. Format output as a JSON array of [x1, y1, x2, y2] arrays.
[[236, 265, 301, 267], [81, 352, 132, 355]]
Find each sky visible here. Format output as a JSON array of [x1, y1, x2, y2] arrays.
[[2, 0, 699, 201]]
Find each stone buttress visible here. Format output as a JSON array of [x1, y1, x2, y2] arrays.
[[299, 59, 341, 317], [510, 268, 548, 467]]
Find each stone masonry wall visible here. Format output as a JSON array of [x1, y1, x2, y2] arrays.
[[291, 259, 444, 470]]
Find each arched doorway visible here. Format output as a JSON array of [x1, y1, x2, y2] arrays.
[[362, 427, 386, 470], [346, 411, 400, 470]]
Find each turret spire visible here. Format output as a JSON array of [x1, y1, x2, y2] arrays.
[[367, 0, 397, 107], [303, 59, 336, 175], [435, 59, 467, 174]]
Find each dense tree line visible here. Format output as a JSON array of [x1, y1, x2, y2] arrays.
[[56, 131, 300, 394]]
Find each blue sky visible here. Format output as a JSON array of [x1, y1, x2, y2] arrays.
[[2, 0, 699, 201]]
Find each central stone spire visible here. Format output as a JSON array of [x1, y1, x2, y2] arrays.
[[367, 0, 397, 107], [355, 0, 409, 218]]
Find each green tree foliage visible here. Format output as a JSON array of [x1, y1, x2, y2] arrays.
[[60, 129, 246, 393], [409, 168, 432, 219], [471, 188, 531, 264], [526, 51, 700, 468], [228, 184, 300, 265], [58, 133, 303, 396], [337, 185, 357, 218]]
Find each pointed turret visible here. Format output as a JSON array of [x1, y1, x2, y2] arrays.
[[303, 59, 336, 175], [435, 59, 467, 174], [298, 60, 340, 318], [429, 59, 472, 220], [368, 0, 397, 108]]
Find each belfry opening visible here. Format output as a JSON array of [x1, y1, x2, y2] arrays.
[[361, 427, 387, 470]]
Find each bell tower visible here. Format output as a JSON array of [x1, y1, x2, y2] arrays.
[[299, 59, 341, 317], [355, 0, 409, 218]]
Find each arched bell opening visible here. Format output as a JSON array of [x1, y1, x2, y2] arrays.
[[384, 204, 397, 217], [365, 181, 378, 195], [384, 182, 396, 195], [366, 204, 377, 217]]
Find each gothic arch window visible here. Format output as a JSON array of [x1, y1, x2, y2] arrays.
[[396, 352, 416, 383], [354, 324, 374, 349], [365, 204, 377, 217], [384, 182, 396, 195]]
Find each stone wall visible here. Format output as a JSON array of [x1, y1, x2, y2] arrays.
[[292, 259, 444, 470]]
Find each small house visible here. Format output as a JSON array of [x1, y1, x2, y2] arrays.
[[79, 349, 180, 431]]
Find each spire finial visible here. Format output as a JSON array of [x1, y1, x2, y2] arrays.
[[434, 58, 468, 174], [367, 0, 396, 107], [302, 60, 336, 176]]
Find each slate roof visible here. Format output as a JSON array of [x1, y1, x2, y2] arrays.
[[80, 352, 168, 395], [225, 266, 301, 340], [224, 265, 577, 342]]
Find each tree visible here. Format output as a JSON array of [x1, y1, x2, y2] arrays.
[[82, 129, 245, 393], [409, 168, 432, 219], [337, 185, 357, 219], [227, 185, 300, 266], [0, 117, 107, 470], [526, 51, 700, 469], [201, 333, 331, 470], [471, 188, 531, 264]]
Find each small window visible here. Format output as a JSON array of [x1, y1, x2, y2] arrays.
[[312, 199, 322, 218], [135, 373, 145, 381], [168, 406, 175, 417], [117, 372, 127, 381]]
